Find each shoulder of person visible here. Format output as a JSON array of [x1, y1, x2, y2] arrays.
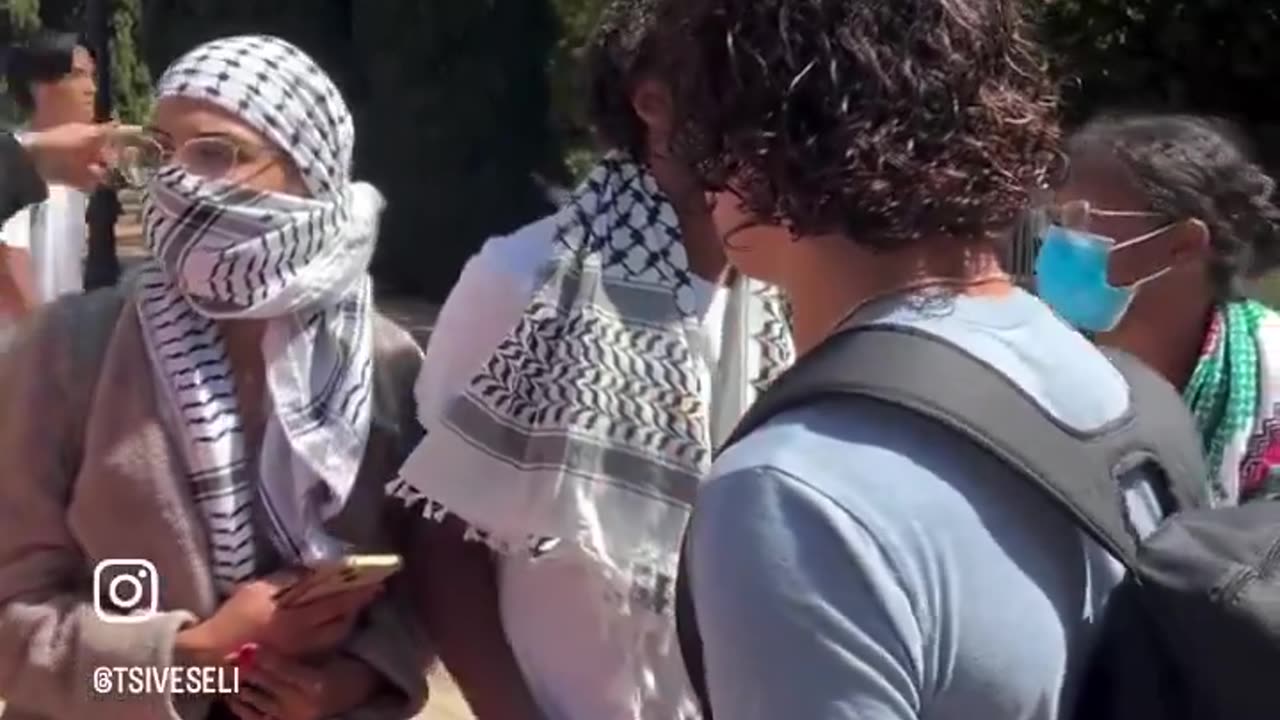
[[1252, 302, 1280, 382], [0, 284, 128, 400], [471, 213, 561, 283], [712, 397, 875, 480], [44, 283, 129, 341], [0, 204, 33, 244], [44, 183, 88, 206], [372, 312, 425, 396], [427, 212, 560, 340], [1254, 301, 1280, 335]]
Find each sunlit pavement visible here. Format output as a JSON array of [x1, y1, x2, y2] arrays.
[[424, 669, 474, 718]]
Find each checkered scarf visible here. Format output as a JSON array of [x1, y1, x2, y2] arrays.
[[389, 154, 794, 620], [137, 35, 382, 594], [1185, 300, 1280, 505]]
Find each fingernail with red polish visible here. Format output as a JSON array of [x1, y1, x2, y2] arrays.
[[234, 643, 258, 672]]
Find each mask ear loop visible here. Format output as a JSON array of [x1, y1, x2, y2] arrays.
[[1110, 222, 1180, 288]]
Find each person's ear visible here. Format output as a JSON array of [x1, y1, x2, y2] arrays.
[[630, 77, 673, 152], [1171, 218, 1211, 268]]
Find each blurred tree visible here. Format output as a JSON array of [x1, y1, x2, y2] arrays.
[[1032, 0, 1280, 171], [549, 0, 606, 179], [108, 0, 149, 122], [351, 0, 562, 299], [4, 0, 43, 32], [1, 0, 44, 125]]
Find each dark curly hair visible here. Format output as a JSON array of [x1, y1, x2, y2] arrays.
[[584, 0, 662, 159], [656, 0, 1061, 251], [1068, 114, 1280, 301]]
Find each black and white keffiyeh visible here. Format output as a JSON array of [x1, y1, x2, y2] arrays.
[[138, 35, 383, 594], [389, 153, 794, 621]]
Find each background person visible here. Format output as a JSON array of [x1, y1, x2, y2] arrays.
[[0, 123, 108, 234], [1037, 113, 1280, 504], [0, 35, 428, 720], [0, 31, 97, 319], [388, 1, 794, 717]]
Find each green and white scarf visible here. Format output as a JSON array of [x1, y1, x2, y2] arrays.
[[1183, 299, 1280, 505]]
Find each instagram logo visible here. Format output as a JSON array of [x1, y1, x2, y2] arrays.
[[93, 560, 160, 623]]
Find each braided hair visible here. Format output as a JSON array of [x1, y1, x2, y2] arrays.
[[1068, 114, 1280, 301]]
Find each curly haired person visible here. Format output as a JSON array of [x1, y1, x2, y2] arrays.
[[658, 1, 1172, 719], [388, 1, 793, 718]]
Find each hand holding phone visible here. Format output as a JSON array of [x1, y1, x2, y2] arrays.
[[178, 568, 383, 663], [272, 554, 402, 609]]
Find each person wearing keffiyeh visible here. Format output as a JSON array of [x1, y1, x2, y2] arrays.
[[1039, 113, 1280, 505], [0, 35, 429, 720], [385, 2, 794, 718]]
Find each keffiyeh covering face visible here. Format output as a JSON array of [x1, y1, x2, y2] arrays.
[[138, 35, 383, 594], [389, 153, 795, 626]]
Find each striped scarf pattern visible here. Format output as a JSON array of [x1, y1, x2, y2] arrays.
[[389, 154, 795, 618]]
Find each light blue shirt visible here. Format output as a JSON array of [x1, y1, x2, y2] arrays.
[[688, 289, 1161, 720]]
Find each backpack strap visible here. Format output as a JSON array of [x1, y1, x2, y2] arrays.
[[677, 323, 1209, 717], [725, 324, 1206, 560]]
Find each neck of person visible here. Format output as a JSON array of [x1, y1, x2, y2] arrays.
[[219, 318, 270, 446], [220, 319, 268, 379], [26, 111, 69, 133], [647, 149, 730, 285], [784, 232, 1014, 356], [1097, 286, 1215, 391]]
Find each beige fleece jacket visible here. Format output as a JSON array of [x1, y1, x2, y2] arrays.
[[0, 280, 431, 720]]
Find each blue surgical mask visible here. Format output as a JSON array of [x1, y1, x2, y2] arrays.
[[1034, 224, 1174, 332]]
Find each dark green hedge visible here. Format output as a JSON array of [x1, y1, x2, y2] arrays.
[[10, 0, 1280, 298], [1035, 0, 1280, 172]]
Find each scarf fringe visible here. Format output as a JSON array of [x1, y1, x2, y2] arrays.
[[386, 476, 679, 618]]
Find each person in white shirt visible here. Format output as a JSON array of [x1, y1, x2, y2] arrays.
[[386, 2, 795, 718], [0, 31, 96, 319]]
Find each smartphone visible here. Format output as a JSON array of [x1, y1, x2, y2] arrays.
[[273, 554, 402, 608]]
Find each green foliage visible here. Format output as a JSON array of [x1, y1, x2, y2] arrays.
[[549, 0, 606, 178], [1032, 0, 1280, 171], [1, 0, 42, 124], [109, 0, 150, 123], [5, 0, 43, 31]]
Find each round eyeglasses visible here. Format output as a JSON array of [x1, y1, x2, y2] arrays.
[[107, 130, 276, 188]]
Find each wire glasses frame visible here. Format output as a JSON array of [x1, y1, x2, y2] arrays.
[[108, 131, 272, 188]]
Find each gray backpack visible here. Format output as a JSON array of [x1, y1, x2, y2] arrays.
[[676, 325, 1280, 720]]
